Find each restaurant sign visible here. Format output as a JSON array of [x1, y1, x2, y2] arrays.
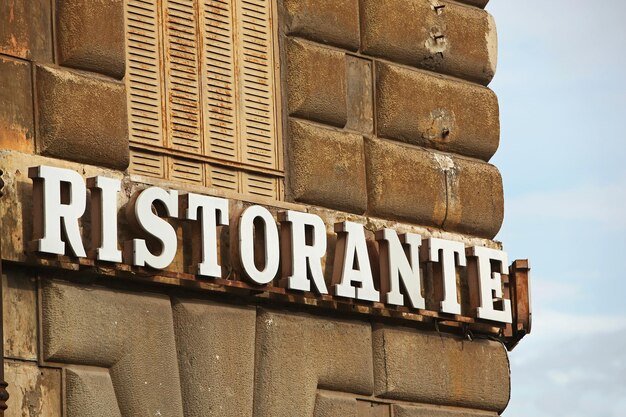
[[28, 165, 512, 324]]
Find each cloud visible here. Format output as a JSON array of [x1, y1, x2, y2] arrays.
[[506, 178, 626, 230]]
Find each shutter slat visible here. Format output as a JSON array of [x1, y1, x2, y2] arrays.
[[207, 164, 240, 191], [164, 0, 202, 153], [127, 0, 164, 146], [170, 157, 205, 184], [235, 0, 277, 169], [201, 0, 238, 161]]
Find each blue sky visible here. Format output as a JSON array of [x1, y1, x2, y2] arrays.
[[487, 1, 626, 415]]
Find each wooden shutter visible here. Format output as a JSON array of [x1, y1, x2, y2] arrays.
[[242, 172, 279, 199], [163, 0, 202, 153], [235, 0, 278, 170], [130, 149, 166, 179], [200, 0, 239, 162], [170, 157, 205, 184], [207, 165, 240, 191], [126, 0, 164, 146]]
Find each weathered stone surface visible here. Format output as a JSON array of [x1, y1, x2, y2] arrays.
[[3, 268, 37, 361], [346, 56, 374, 134], [456, 0, 489, 8], [65, 367, 122, 417], [361, 0, 497, 85], [0, 0, 52, 61], [286, 39, 347, 127], [35, 65, 129, 170], [56, 0, 125, 79], [393, 404, 498, 417], [4, 360, 61, 417], [445, 156, 504, 239], [314, 393, 358, 417], [0, 56, 34, 153], [373, 326, 510, 412], [365, 138, 447, 226], [287, 118, 367, 214], [281, 0, 360, 51], [172, 298, 256, 417], [376, 63, 499, 161], [40, 279, 184, 416], [254, 309, 374, 417]]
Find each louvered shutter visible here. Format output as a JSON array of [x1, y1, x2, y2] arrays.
[[126, 0, 164, 146], [201, 0, 239, 162], [130, 149, 166, 179], [235, 0, 278, 170], [242, 172, 279, 199], [163, 0, 202, 153]]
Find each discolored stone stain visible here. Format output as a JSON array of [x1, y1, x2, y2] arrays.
[[0, 0, 52, 61], [4, 361, 62, 417], [423, 109, 456, 143]]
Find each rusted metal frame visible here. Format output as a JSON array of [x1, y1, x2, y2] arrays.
[[0, 172, 9, 413], [504, 259, 532, 351], [13, 253, 533, 344]]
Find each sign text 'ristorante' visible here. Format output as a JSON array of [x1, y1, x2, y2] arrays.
[[28, 165, 512, 324]]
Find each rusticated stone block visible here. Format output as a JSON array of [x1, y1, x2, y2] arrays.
[[373, 326, 510, 412], [172, 298, 256, 417], [254, 309, 373, 417], [40, 279, 184, 416], [3, 268, 37, 360], [457, 0, 489, 8], [361, 0, 497, 85], [0, 56, 34, 153], [287, 118, 367, 214], [281, 0, 360, 51], [286, 38, 347, 127], [4, 360, 61, 417], [56, 0, 125, 79], [0, 0, 52, 61], [376, 62, 499, 161], [445, 156, 504, 239], [36, 65, 129, 170], [65, 367, 122, 417], [314, 393, 358, 417], [393, 404, 498, 417], [365, 138, 447, 226]]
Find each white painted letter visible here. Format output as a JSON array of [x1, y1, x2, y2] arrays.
[[87, 176, 122, 263], [28, 165, 87, 257], [239, 205, 280, 285], [332, 221, 379, 302], [278, 210, 328, 294], [424, 238, 466, 315], [129, 187, 179, 269], [468, 246, 512, 323], [185, 194, 229, 278], [376, 229, 425, 309]]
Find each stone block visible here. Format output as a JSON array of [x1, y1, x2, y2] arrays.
[[314, 393, 358, 417], [56, 0, 125, 79], [457, 0, 489, 8], [376, 62, 499, 161], [286, 38, 347, 127], [287, 118, 367, 214], [40, 279, 184, 416], [3, 268, 37, 361], [254, 309, 373, 417], [0, 56, 35, 153], [0, 0, 52, 61], [65, 367, 122, 417], [373, 326, 510, 412], [4, 360, 61, 417], [361, 0, 497, 85], [444, 156, 504, 239], [281, 0, 360, 51], [172, 298, 256, 417], [393, 404, 498, 417], [35, 65, 129, 170], [364, 138, 447, 227]]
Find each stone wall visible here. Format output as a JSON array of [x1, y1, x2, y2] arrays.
[[0, 0, 516, 416]]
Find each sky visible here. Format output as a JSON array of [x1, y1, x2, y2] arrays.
[[487, 1, 626, 415]]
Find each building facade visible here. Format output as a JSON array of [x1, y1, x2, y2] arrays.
[[0, 0, 530, 415]]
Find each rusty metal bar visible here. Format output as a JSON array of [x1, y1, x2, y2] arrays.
[[0, 172, 9, 413], [504, 259, 532, 351]]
